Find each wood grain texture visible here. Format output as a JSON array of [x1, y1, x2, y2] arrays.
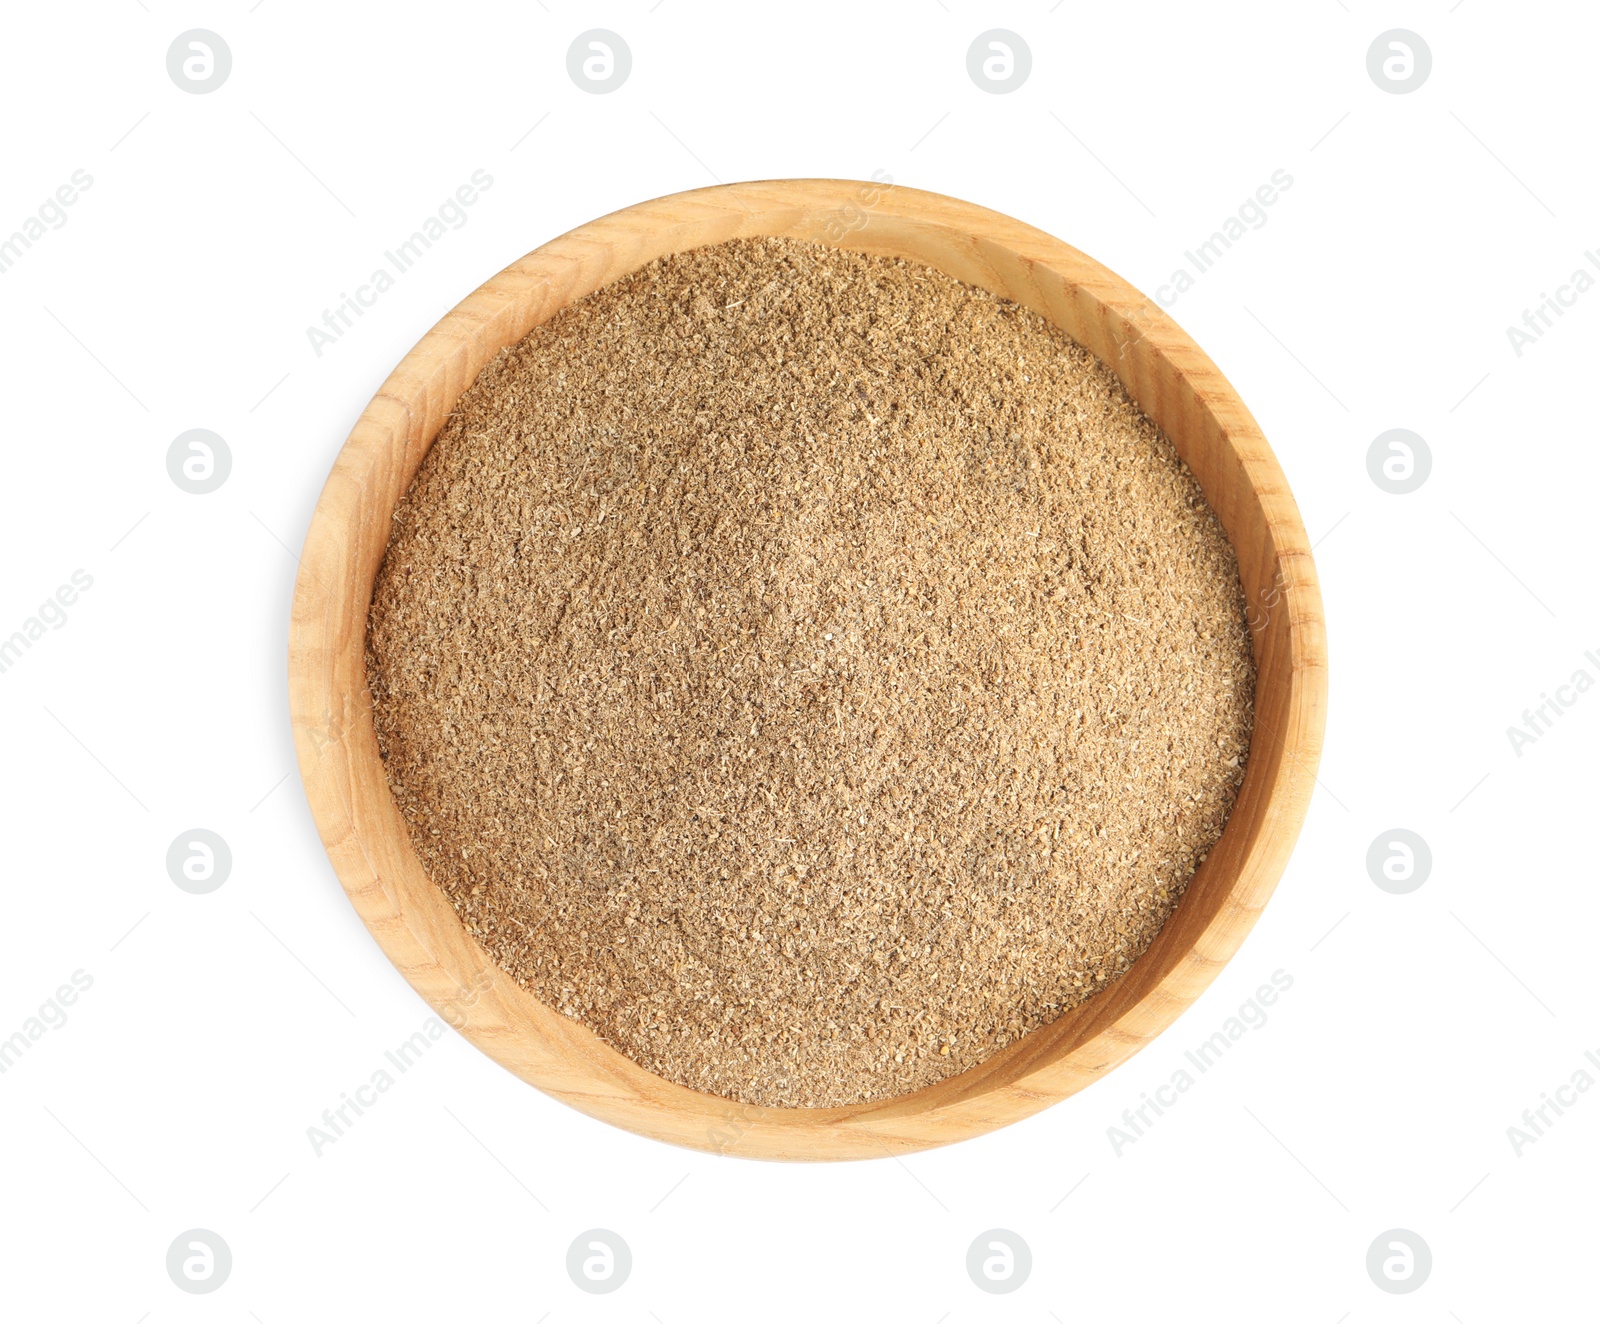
[[289, 180, 1327, 1160]]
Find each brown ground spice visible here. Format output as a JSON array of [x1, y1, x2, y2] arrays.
[[366, 236, 1255, 1108]]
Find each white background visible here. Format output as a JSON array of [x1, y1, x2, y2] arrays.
[[1, 2, 1595, 1319]]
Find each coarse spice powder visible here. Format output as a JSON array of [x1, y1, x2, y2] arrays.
[[366, 236, 1256, 1108]]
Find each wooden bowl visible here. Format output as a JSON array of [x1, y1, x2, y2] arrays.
[[289, 180, 1326, 1160]]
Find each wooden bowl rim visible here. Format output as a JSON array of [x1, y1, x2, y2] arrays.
[[289, 179, 1327, 1161]]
